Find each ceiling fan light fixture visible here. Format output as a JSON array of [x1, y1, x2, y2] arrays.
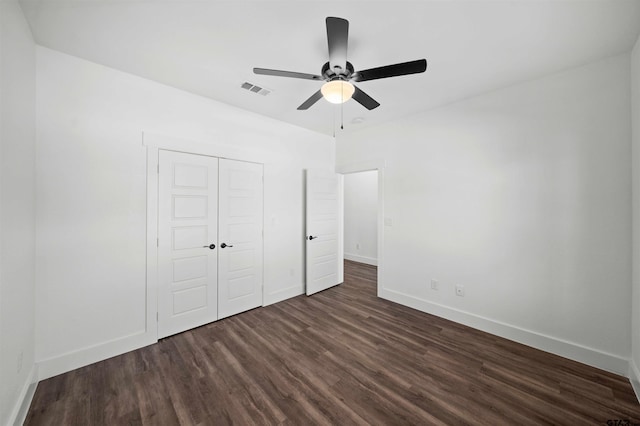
[[321, 80, 355, 104]]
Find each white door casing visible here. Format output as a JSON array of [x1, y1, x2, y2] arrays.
[[306, 169, 343, 295], [158, 150, 219, 338], [218, 159, 264, 319]]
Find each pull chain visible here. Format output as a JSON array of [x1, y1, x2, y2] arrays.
[[332, 107, 335, 138], [340, 81, 344, 130]]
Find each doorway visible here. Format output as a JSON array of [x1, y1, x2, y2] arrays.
[[304, 165, 384, 296], [336, 161, 385, 295], [343, 170, 378, 266]]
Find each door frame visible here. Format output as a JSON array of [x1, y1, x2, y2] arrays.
[[144, 132, 265, 340], [336, 160, 385, 296]]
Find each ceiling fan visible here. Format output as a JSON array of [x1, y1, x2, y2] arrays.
[[253, 17, 427, 111]]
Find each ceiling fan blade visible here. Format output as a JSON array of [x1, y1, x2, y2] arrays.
[[352, 86, 380, 110], [254, 68, 323, 81], [326, 17, 349, 73], [352, 59, 427, 82], [297, 90, 324, 110]]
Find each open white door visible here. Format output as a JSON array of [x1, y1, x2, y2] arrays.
[[306, 169, 343, 295], [158, 150, 218, 338], [218, 159, 264, 319]]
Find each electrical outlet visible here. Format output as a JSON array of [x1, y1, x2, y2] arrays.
[[356, 243, 360, 250], [455, 285, 465, 297], [430, 279, 439, 290]]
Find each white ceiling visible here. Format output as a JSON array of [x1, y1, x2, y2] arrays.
[[19, 0, 640, 136]]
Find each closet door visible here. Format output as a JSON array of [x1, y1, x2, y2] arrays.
[[218, 159, 264, 319], [158, 150, 218, 338]]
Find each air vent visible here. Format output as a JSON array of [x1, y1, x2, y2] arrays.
[[241, 82, 271, 96]]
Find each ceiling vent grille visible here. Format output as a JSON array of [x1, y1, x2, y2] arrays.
[[241, 82, 271, 96]]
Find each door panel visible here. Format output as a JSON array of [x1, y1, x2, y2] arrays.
[[158, 150, 218, 338], [173, 196, 208, 218], [218, 159, 264, 319], [306, 169, 343, 295]]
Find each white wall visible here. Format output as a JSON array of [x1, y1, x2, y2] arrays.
[[338, 54, 632, 374], [344, 171, 378, 265], [35, 47, 334, 378], [631, 34, 640, 392], [0, 1, 37, 424]]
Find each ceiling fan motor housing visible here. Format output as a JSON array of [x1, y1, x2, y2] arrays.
[[322, 61, 355, 81]]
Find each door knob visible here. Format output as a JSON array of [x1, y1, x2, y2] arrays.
[[202, 244, 216, 250], [308, 235, 317, 240], [221, 243, 233, 248]]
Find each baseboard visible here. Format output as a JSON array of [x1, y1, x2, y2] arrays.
[[264, 284, 304, 306], [344, 253, 378, 266], [380, 287, 629, 376], [629, 359, 640, 403], [8, 364, 38, 426], [36, 284, 305, 381], [37, 330, 156, 381]]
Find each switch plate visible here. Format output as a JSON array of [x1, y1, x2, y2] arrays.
[[430, 279, 439, 290], [455, 285, 465, 297], [384, 217, 392, 226]]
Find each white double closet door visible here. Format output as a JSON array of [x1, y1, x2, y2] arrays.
[[158, 150, 263, 339]]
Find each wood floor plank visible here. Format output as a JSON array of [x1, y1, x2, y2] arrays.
[[25, 260, 640, 425]]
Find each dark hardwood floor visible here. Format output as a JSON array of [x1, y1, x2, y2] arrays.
[[26, 260, 640, 425]]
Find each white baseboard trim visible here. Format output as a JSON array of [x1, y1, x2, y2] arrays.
[[264, 284, 304, 306], [629, 359, 640, 403], [35, 282, 304, 382], [380, 287, 629, 376], [8, 364, 38, 426], [37, 330, 156, 381], [344, 253, 378, 266]]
